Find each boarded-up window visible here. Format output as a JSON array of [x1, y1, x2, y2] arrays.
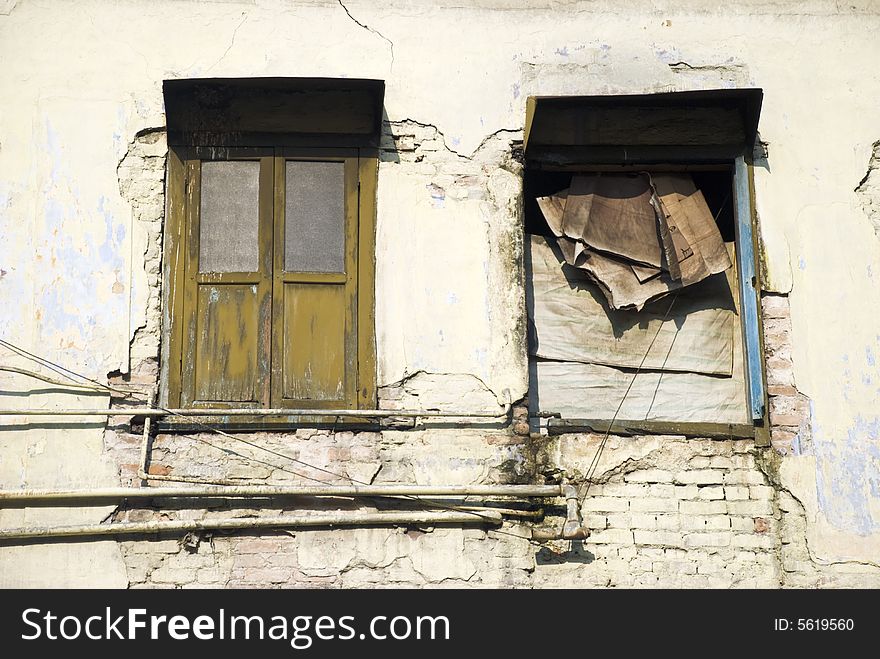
[[522, 90, 767, 438], [525, 168, 752, 429]]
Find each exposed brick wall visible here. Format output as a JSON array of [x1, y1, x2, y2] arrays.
[[117, 128, 167, 377], [762, 294, 812, 456], [107, 422, 880, 589], [530, 436, 780, 587]]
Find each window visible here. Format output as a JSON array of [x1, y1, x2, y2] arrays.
[[522, 90, 768, 442], [160, 79, 383, 418]]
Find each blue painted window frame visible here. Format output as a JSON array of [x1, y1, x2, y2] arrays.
[[734, 155, 766, 422]]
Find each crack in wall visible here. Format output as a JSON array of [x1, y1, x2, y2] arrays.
[[206, 12, 248, 74], [379, 368, 508, 409], [383, 368, 495, 395], [665, 60, 750, 87], [855, 139, 880, 238], [755, 450, 880, 580], [589, 456, 655, 485], [385, 118, 521, 161], [337, 0, 394, 70], [667, 61, 744, 72]]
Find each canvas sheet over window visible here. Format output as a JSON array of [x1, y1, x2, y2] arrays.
[[536, 173, 731, 310], [527, 236, 748, 424]]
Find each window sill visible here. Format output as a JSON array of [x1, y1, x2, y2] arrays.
[[155, 413, 382, 433], [544, 418, 767, 442]]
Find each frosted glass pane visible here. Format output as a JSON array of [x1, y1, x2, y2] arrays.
[[285, 160, 345, 273], [199, 160, 260, 273]]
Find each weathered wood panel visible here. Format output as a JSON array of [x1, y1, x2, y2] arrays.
[[271, 150, 359, 408], [193, 284, 262, 403], [282, 282, 347, 401], [180, 153, 274, 408]]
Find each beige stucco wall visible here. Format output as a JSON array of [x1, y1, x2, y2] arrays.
[[1, 0, 879, 586]]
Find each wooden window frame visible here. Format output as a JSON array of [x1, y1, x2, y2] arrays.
[[528, 155, 768, 443], [159, 145, 378, 428], [523, 91, 769, 443]]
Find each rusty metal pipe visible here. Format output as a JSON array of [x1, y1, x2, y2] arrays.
[[137, 389, 156, 485], [0, 510, 503, 541], [0, 407, 507, 418], [0, 484, 565, 502], [528, 485, 590, 542], [562, 484, 589, 539]]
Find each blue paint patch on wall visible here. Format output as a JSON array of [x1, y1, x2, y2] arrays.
[[34, 119, 128, 374], [813, 413, 880, 535], [0, 184, 30, 339], [112, 105, 126, 155], [97, 196, 126, 269], [45, 121, 63, 187], [427, 183, 445, 209], [473, 347, 488, 371], [652, 45, 684, 64]]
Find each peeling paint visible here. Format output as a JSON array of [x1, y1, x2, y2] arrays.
[[855, 140, 880, 238], [813, 413, 880, 535]]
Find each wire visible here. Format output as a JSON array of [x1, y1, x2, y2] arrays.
[[578, 294, 679, 504], [0, 365, 124, 393], [180, 433, 337, 486], [575, 176, 730, 504], [642, 319, 681, 420], [0, 338, 551, 547], [0, 340, 148, 400]]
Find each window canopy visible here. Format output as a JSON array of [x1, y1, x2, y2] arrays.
[[163, 77, 386, 148], [523, 88, 763, 164]]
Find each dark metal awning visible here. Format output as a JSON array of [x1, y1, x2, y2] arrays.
[[524, 88, 763, 164], [163, 77, 385, 148]]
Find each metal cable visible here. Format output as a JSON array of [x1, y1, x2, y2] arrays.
[[575, 176, 731, 505], [0, 340, 149, 400], [0, 365, 139, 394], [0, 338, 551, 546], [578, 294, 679, 504]]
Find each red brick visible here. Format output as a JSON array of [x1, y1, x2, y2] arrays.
[[767, 385, 799, 396]]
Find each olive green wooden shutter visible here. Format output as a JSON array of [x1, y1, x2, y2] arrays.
[[271, 149, 359, 408], [180, 153, 274, 408]]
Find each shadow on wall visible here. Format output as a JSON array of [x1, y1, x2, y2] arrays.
[[379, 108, 401, 164], [0, 422, 108, 432], [535, 540, 595, 565]]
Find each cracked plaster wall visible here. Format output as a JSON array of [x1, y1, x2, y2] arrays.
[[1, 0, 880, 586]]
